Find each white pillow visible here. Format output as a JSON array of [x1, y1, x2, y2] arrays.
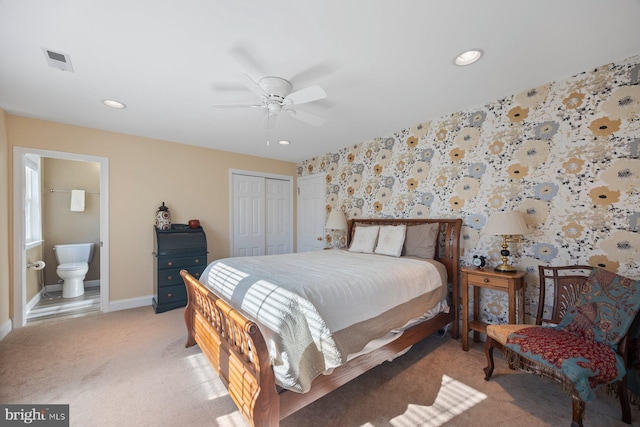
[[349, 225, 379, 253], [374, 224, 407, 257]]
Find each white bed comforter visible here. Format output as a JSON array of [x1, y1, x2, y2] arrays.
[[201, 249, 446, 392]]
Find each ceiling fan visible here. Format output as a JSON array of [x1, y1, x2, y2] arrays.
[[214, 73, 327, 127]]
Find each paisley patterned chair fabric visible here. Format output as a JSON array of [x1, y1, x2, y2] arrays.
[[483, 266, 640, 427]]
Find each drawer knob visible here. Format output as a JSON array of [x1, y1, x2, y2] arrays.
[[195, 259, 200, 263], [167, 275, 172, 281], [484, 278, 490, 283], [167, 261, 173, 267], [195, 272, 200, 277], [167, 293, 173, 298]]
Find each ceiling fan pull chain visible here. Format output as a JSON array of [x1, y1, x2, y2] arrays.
[[267, 113, 270, 146]]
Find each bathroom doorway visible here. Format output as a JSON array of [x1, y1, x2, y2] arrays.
[[12, 147, 109, 327]]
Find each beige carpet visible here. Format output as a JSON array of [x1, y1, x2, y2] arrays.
[[0, 306, 635, 426]]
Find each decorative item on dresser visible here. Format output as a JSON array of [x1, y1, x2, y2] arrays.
[[155, 201, 171, 230], [180, 217, 461, 427], [153, 224, 207, 313]]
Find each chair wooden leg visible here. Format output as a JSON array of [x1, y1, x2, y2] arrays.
[[618, 378, 632, 424], [570, 395, 585, 427], [483, 337, 496, 381]]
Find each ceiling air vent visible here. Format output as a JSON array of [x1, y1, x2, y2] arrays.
[[42, 48, 74, 72]]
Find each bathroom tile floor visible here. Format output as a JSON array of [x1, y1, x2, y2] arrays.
[[27, 287, 101, 323]]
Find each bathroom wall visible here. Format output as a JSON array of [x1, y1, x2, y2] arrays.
[[297, 54, 640, 324], [42, 158, 101, 286]]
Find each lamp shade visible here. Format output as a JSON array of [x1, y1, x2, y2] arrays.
[[326, 210, 347, 230], [485, 211, 529, 235]]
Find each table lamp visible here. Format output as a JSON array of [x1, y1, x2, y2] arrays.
[[484, 211, 529, 272], [325, 210, 347, 248]]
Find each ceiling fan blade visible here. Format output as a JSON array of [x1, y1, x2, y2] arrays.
[[284, 85, 327, 105], [289, 62, 335, 87], [213, 103, 264, 108], [286, 108, 325, 126], [235, 73, 267, 97], [228, 44, 269, 77]]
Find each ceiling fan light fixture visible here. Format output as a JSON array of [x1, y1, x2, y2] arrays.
[[454, 49, 484, 66], [267, 102, 282, 114], [102, 99, 126, 109]]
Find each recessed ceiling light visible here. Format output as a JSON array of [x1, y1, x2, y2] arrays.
[[278, 140, 290, 145], [102, 99, 126, 109], [454, 49, 484, 66]]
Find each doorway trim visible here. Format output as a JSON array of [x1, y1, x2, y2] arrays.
[[12, 147, 109, 328]]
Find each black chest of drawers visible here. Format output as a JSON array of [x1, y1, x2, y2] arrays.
[[153, 225, 207, 313]]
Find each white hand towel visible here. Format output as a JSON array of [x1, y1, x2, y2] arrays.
[[70, 189, 85, 212]]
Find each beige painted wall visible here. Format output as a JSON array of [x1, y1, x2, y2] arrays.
[[42, 158, 101, 285], [6, 115, 297, 306], [0, 109, 9, 331]]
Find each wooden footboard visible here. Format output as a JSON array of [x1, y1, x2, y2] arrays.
[[182, 218, 462, 427], [182, 270, 278, 426]]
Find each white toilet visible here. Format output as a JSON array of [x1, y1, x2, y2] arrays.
[[53, 243, 94, 298]]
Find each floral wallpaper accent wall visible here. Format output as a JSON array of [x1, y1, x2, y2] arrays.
[[297, 55, 640, 324]]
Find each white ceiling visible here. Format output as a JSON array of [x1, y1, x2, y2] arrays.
[[1, 1, 640, 163]]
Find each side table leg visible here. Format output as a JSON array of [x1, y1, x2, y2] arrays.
[[462, 279, 469, 351], [473, 286, 481, 343], [508, 287, 516, 324], [519, 287, 525, 324]]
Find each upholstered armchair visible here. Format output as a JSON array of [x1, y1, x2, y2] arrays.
[[484, 265, 640, 427]]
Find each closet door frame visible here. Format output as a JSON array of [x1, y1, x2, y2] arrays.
[[229, 169, 294, 256]]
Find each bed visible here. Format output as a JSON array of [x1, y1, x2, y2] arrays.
[[180, 218, 461, 426]]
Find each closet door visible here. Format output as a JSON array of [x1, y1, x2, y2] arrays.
[[231, 172, 292, 257], [232, 174, 265, 256], [265, 178, 291, 255]]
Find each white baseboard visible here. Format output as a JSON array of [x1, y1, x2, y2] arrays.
[[27, 290, 42, 312], [108, 295, 153, 313], [0, 318, 12, 341], [44, 280, 100, 293], [85, 280, 100, 288], [45, 284, 62, 292]]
